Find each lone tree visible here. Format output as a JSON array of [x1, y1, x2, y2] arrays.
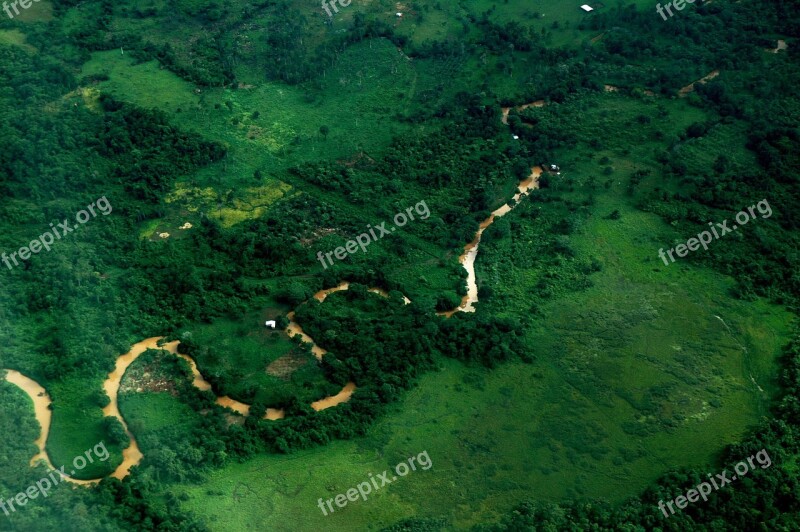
[[319, 125, 329, 140]]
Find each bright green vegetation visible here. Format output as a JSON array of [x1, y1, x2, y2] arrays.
[[123, 393, 196, 435], [1, 0, 798, 530], [80, 53, 201, 115], [169, 329, 787, 531], [79, 36, 419, 172]]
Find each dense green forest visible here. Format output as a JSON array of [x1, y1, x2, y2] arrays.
[[0, 0, 798, 530]]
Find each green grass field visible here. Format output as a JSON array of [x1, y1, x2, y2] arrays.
[[162, 181, 790, 530], [46, 379, 125, 479], [165, 301, 786, 530], [80, 36, 418, 175]]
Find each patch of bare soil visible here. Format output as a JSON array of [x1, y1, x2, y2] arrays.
[[299, 227, 338, 247], [266, 353, 309, 380], [225, 414, 246, 426], [120, 367, 177, 395]]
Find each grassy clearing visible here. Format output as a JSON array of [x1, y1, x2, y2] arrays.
[[390, 0, 464, 45], [79, 37, 417, 172], [46, 379, 123, 479], [676, 121, 757, 176], [468, 0, 655, 47], [0, 28, 35, 52], [165, 180, 294, 228], [80, 52, 200, 113], [121, 393, 197, 435]]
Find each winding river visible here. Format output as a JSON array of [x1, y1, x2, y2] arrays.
[[438, 166, 541, 317], [3, 125, 541, 485], [1, 287, 401, 484], [2, 335, 357, 484]]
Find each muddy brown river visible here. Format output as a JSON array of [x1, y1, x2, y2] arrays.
[[4, 130, 541, 483]]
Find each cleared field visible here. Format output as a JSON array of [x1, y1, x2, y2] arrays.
[[80, 37, 418, 174]]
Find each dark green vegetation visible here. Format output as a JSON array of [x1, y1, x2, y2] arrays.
[[0, 0, 798, 530]]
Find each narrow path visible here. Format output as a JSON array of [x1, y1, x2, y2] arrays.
[[501, 100, 546, 124], [679, 70, 720, 97]]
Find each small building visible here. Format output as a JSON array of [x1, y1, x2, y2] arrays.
[[580, 5, 594, 12], [265, 320, 276, 329]]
